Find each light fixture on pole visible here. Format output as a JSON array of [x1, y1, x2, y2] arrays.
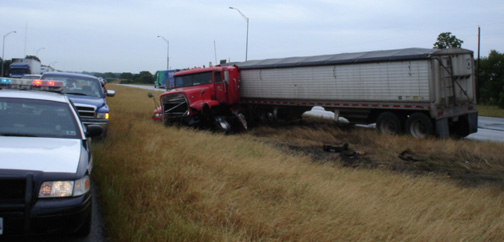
[[229, 7, 249, 61], [2, 30, 16, 77], [157, 35, 170, 70], [36, 47, 45, 57]]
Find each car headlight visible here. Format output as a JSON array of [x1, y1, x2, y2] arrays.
[[97, 112, 109, 119], [39, 175, 91, 198]]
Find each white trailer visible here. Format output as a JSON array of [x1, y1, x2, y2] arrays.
[[9, 58, 42, 78], [236, 48, 477, 138]]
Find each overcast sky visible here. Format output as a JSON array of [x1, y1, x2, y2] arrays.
[[1, 0, 502, 74]]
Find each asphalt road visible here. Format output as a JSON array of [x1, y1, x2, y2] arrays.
[[467, 116, 504, 142]]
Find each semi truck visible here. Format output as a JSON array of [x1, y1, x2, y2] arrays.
[[41, 64, 56, 74], [159, 48, 478, 138], [155, 69, 179, 89], [9, 58, 41, 78]]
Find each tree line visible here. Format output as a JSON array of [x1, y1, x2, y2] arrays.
[[90, 71, 155, 84]]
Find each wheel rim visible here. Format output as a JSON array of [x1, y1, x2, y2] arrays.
[[410, 120, 427, 138], [380, 118, 398, 134]]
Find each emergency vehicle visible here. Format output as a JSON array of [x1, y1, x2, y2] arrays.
[[0, 78, 102, 237]]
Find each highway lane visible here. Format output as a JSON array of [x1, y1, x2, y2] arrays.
[[467, 116, 504, 142]]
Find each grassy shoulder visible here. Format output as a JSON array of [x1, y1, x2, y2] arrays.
[[92, 85, 504, 241], [478, 104, 504, 118]]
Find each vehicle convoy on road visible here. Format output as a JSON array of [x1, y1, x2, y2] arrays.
[[0, 78, 103, 237], [9, 58, 42, 78], [41, 72, 115, 137], [159, 48, 478, 138]]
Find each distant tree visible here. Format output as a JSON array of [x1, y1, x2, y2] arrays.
[[134, 71, 154, 84], [477, 50, 504, 107], [120, 72, 134, 80], [103, 72, 117, 79], [433, 32, 464, 49], [1, 59, 12, 77], [25, 55, 41, 62]]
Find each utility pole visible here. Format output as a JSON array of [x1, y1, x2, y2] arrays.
[[476, 26, 481, 103]]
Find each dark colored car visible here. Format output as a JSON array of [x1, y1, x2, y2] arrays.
[[41, 72, 115, 137]]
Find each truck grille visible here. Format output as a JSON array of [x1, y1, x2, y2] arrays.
[[161, 93, 188, 119], [74, 104, 96, 118]]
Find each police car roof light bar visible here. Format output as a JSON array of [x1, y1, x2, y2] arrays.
[[0, 78, 65, 92]]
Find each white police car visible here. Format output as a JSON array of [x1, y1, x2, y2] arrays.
[[0, 78, 102, 237]]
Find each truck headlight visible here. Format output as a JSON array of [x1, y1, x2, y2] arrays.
[[97, 112, 109, 119], [39, 175, 91, 198]]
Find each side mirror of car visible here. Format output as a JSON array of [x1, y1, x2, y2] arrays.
[[85, 125, 103, 138], [106, 90, 116, 97]]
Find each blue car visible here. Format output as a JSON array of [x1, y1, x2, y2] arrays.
[[41, 72, 115, 137]]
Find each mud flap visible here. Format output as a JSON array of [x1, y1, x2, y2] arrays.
[[436, 118, 449, 139], [467, 112, 478, 134], [232, 109, 248, 130]]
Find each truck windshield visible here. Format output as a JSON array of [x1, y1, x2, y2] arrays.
[[0, 98, 80, 139], [9, 68, 28, 75], [175, 72, 212, 88], [42, 75, 104, 98]]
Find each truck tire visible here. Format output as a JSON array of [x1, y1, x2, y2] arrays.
[[405, 112, 433, 138], [376, 112, 403, 135]]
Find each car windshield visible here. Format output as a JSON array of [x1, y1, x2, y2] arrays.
[[0, 98, 81, 139], [175, 72, 212, 88], [41, 75, 103, 98]]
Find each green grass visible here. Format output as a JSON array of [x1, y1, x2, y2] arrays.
[[478, 104, 504, 118]]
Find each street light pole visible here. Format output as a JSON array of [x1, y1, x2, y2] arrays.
[[229, 7, 249, 61], [2, 31, 16, 77], [157, 35, 170, 69]]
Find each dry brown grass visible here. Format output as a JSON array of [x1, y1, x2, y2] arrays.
[[93, 84, 504, 241], [250, 119, 504, 187]]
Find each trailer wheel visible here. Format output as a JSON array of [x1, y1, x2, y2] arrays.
[[405, 113, 433, 138], [376, 112, 403, 135]]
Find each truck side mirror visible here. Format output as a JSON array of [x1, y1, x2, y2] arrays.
[[201, 89, 205, 95]]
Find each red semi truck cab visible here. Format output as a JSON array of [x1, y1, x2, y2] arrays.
[[159, 65, 242, 129]]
